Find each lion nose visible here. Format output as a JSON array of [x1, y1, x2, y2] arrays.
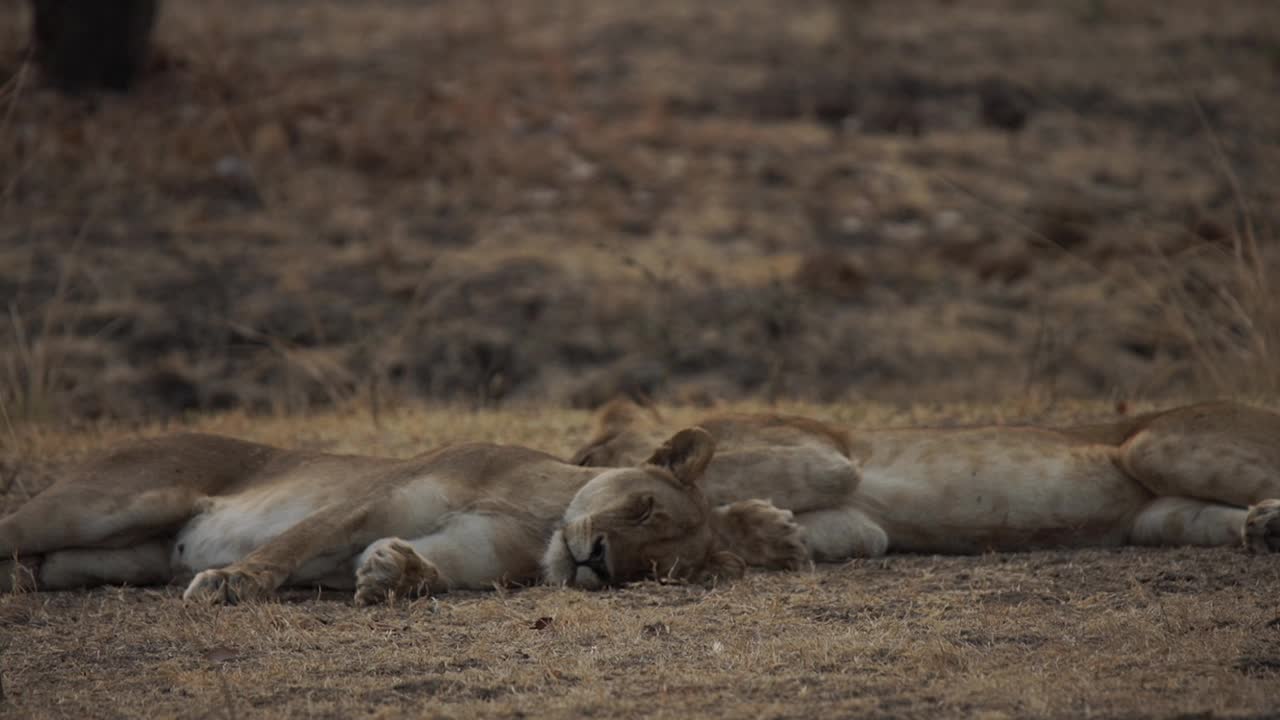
[[572, 534, 610, 583]]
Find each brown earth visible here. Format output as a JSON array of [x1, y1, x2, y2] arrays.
[[1, 401, 1279, 719], [3, 547, 1277, 720], [2, 1, 1280, 426]]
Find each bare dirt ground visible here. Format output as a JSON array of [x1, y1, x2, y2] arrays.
[[2, 401, 1280, 719], [2, 0, 1279, 425]]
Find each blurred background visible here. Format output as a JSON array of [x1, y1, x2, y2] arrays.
[[1, 0, 1278, 428]]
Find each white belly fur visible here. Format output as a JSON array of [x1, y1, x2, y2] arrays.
[[173, 490, 321, 574], [172, 478, 455, 584]]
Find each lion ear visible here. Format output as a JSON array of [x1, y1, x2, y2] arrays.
[[697, 550, 745, 586], [643, 427, 716, 487], [569, 437, 612, 467]]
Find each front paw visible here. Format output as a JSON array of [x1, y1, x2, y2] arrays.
[[716, 500, 809, 571], [1243, 499, 1280, 554], [183, 567, 275, 605], [757, 506, 809, 571], [355, 539, 441, 606]]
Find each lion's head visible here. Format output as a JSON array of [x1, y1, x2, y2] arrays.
[[568, 396, 662, 469], [544, 426, 807, 589]]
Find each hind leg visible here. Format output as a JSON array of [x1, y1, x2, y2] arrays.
[[1119, 402, 1280, 508], [0, 484, 201, 558], [1, 541, 173, 591], [2, 433, 283, 559]]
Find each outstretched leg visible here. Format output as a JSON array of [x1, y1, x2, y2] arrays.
[[1, 433, 280, 558], [183, 499, 381, 604], [1119, 402, 1280, 507], [1, 542, 173, 591], [1129, 496, 1280, 553], [1129, 497, 1247, 548], [0, 484, 202, 558]]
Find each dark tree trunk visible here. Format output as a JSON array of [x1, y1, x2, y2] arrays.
[[30, 0, 159, 93]]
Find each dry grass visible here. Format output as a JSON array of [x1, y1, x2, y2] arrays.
[[2, 400, 1280, 719]]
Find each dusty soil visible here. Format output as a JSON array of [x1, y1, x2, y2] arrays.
[[3, 548, 1278, 720], [3, 1, 1280, 426], [2, 401, 1279, 719]]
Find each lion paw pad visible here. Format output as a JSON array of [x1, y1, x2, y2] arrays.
[[183, 567, 272, 605], [355, 539, 440, 606], [1244, 499, 1280, 554], [720, 500, 810, 571]]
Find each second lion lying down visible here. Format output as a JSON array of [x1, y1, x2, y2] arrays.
[[572, 399, 1280, 559], [0, 428, 805, 604]]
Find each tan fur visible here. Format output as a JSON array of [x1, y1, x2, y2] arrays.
[[0, 429, 803, 604], [572, 399, 1280, 558], [542, 428, 803, 589]]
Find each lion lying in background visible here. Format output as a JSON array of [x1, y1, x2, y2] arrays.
[[572, 399, 1280, 559], [0, 427, 805, 604]]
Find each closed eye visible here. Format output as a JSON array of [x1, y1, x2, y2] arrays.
[[633, 495, 655, 524]]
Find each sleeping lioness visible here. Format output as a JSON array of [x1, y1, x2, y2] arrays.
[[572, 399, 1280, 558], [0, 428, 804, 604]]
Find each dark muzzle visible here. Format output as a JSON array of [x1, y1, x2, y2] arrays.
[[572, 536, 611, 583]]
